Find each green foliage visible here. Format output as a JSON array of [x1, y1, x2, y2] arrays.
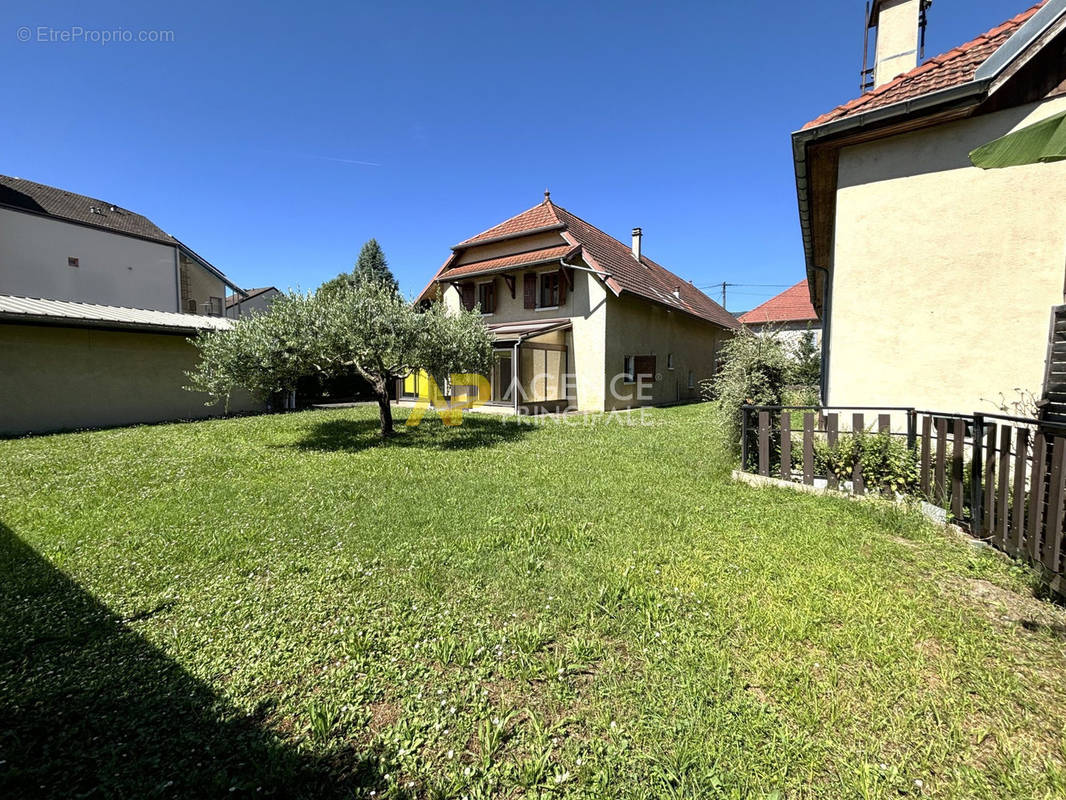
[[188, 274, 494, 434], [319, 238, 398, 295], [788, 328, 821, 388], [702, 326, 789, 449], [815, 430, 918, 494], [184, 290, 326, 406]]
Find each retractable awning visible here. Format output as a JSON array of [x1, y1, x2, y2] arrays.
[[486, 318, 571, 343], [970, 110, 1066, 169]]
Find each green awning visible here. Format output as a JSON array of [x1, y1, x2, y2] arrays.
[[970, 110, 1066, 169]]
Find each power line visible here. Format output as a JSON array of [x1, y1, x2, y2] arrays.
[[698, 281, 794, 307]]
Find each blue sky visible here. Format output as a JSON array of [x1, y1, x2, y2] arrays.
[[0, 0, 1030, 311]]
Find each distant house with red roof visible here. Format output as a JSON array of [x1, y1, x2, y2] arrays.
[[737, 280, 821, 349], [413, 193, 738, 413], [794, 0, 1066, 413]]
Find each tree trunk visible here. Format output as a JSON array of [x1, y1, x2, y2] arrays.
[[376, 382, 394, 437]]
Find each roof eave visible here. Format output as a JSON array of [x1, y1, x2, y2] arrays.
[[175, 240, 243, 293], [451, 222, 567, 251], [793, 0, 1066, 312], [792, 78, 990, 312]]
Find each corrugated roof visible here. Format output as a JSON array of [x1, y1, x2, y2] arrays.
[[0, 294, 233, 333], [738, 280, 819, 325], [422, 197, 739, 330], [804, 3, 1045, 129]]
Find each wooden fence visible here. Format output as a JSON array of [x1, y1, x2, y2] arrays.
[[739, 405, 1066, 591]]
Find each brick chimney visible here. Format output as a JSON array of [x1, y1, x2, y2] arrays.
[[868, 0, 930, 88], [631, 227, 642, 261]]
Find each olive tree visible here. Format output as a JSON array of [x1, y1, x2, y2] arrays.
[[187, 276, 494, 437], [185, 290, 324, 408]]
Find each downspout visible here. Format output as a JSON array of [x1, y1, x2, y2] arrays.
[[812, 265, 832, 406], [512, 341, 520, 416]]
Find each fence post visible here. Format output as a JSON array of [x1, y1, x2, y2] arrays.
[[740, 406, 750, 472], [906, 408, 917, 451], [952, 418, 966, 522], [758, 411, 770, 477], [972, 413, 985, 537], [852, 413, 865, 495]]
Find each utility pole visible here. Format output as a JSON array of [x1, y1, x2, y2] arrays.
[[721, 281, 727, 309]]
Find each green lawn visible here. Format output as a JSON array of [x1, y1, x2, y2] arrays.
[[3, 404, 1066, 799]]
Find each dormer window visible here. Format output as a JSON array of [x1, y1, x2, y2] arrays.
[[67, 257, 79, 268]]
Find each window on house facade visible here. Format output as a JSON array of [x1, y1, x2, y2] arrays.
[[688, 370, 695, 389], [540, 272, 560, 307], [623, 356, 635, 384], [667, 353, 674, 370], [67, 257, 79, 267], [478, 281, 496, 314]]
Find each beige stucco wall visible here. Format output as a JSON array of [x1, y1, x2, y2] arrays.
[[440, 264, 607, 411], [0, 209, 180, 310], [830, 96, 1066, 415], [0, 323, 262, 436], [602, 293, 726, 411]]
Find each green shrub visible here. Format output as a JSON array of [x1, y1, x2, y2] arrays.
[[814, 430, 918, 494], [703, 327, 789, 452], [788, 328, 821, 388]]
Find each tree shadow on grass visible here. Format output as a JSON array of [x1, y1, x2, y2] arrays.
[[293, 413, 534, 453], [0, 523, 381, 799]]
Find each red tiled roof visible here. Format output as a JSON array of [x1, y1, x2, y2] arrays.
[[804, 3, 1045, 129], [738, 280, 818, 325], [424, 198, 739, 329], [455, 203, 565, 247], [441, 245, 578, 278]]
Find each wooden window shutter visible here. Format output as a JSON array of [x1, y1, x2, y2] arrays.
[[462, 283, 475, 311], [557, 269, 567, 305], [523, 274, 537, 309], [634, 355, 656, 382]]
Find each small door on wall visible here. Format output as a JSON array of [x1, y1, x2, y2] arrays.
[[494, 354, 514, 402]]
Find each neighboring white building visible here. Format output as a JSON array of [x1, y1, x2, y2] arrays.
[[226, 286, 281, 318], [0, 175, 261, 435], [737, 279, 821, 352]]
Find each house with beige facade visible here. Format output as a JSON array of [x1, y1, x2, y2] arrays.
[[794, 0, 1066, 415], [0, 175, 261, 435], [414, 193, 737, 413]]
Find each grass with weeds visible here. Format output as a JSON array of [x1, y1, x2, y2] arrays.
[[2, 404, 1066, 798]]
